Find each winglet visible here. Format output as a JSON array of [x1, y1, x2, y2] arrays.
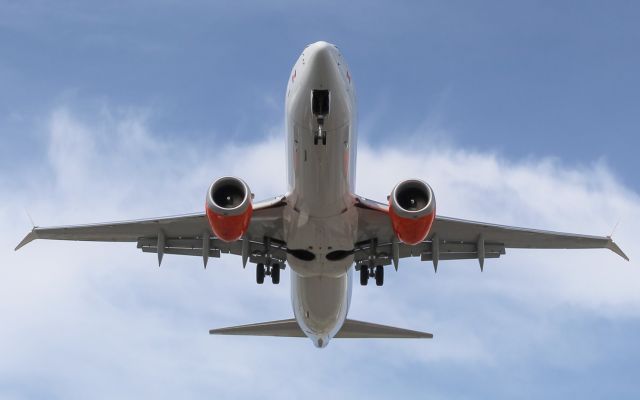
[[15, 229, 38, 251], [606, 238, 629, 261]]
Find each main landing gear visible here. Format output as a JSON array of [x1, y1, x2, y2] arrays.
[[256, 263, 281, 285], [360, 264, 384, 287]]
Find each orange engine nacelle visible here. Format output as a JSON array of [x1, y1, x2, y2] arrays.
[[388, 179, 436, 245], [205, 177, 253, 242]]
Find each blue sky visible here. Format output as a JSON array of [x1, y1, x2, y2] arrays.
[[1, 1, 639, 399], [3, 1, 639, 187]]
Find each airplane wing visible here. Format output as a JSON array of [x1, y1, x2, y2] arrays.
[[353, 195, 629, 270], [15, 196, 288, 268]]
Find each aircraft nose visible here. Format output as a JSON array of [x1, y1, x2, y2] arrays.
[[306, 41, 338, 81]]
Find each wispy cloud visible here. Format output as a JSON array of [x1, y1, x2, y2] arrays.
[[1, 106, 638, 399]]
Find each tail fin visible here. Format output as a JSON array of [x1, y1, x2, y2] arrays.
[[209, 318, 432, 339]]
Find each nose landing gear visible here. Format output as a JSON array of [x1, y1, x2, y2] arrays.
[[311, 89, 329, 146], [314, 119, 327, 146]]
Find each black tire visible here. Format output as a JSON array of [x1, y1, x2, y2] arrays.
[[375, 265, 384, 286], [360, 265, 369, 286], [314, 136, 319, 145], [322, 136, 327, 145], [271, 263, 280, 284], [256, 263, 265, 284]]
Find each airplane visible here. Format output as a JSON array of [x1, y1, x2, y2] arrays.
[[16, 41, 628, 348]]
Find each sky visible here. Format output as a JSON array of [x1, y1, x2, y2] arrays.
[[1, 1, 639, 399]]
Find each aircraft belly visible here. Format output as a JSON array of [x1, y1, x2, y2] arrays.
[[283, 205, 357, 277], [289, 123, 352, 218], [291, 270, 352, 344], [282, 41, 359, 347]]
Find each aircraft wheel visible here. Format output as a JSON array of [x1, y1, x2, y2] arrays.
[[256, 263, 265, 284], [375, 265, 384, 286], [360, 265, 369, 286], [322, 136, 327, 145], [271, 263, 280, 284]]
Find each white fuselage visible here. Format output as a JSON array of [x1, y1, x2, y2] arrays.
[[283, 42, 358, 348]]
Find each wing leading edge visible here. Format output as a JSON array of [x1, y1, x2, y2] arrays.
[[15, 196, 288, 268], [353, 195, 628, 269], [432, 215, 628, 261], [16, 194, 629, 266]]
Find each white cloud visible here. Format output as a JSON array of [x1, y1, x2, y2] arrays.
[[1, 107, 638, 399], [356, 142, 638, 312]]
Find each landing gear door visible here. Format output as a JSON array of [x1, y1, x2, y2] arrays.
[[312, 89, 330, 117]]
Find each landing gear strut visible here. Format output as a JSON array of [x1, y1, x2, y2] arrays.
[[312, 89, 329, 146], [255, 236, 282, 285], [314, 118, 327, 146], [359, 238, 385, 287], [256, 262, 281, 285], [359, 264, 385, 286]]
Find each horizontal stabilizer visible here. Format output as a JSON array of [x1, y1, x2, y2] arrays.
[[209, 318, 432, 339], [209, 319, 304, 337], [336, 319, 433, 339]]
